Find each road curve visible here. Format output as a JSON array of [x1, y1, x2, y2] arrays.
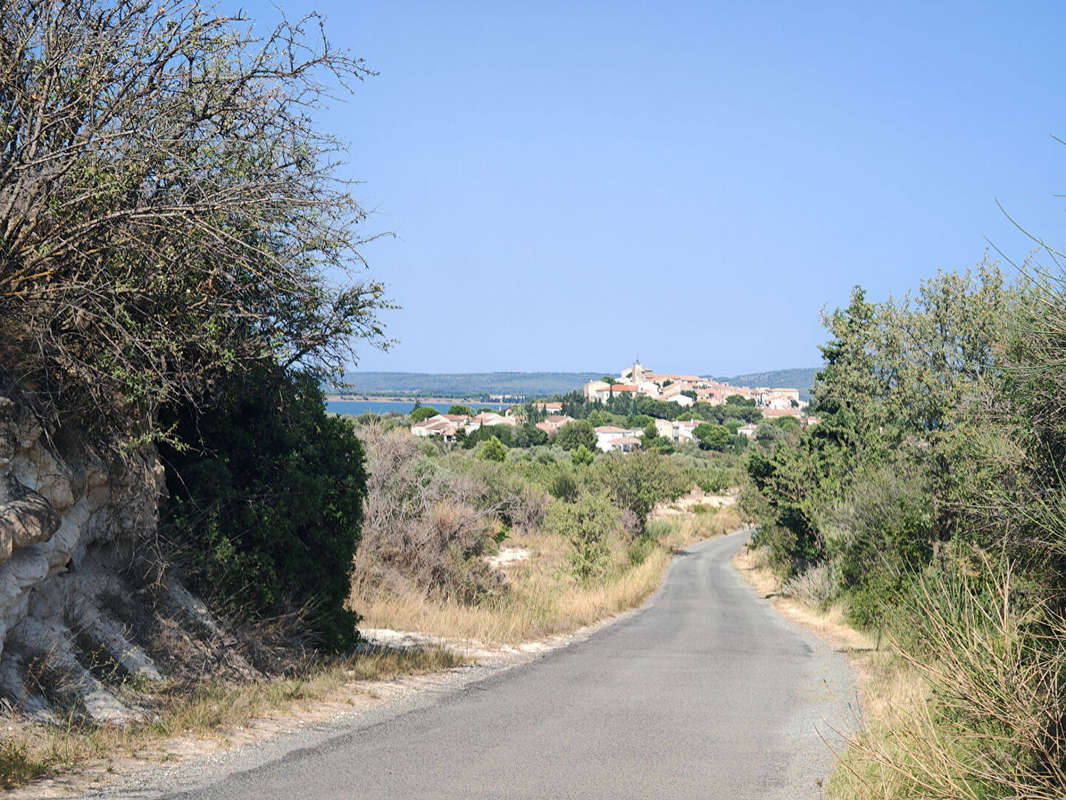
[[165, 529, 856, 800]]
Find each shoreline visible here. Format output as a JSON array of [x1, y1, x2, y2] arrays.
[[325, 395, 516, 406]]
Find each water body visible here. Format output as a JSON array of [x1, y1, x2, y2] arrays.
[[326, 400, 514, 416], [326, 400, 419, 416]]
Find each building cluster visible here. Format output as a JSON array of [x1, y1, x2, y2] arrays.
[[409, 361, 811, 451], [583, 362, 803, 411], [410, 410, 516, 443]]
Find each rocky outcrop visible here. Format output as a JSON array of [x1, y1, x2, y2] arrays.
[[0, 389, 251, 724]]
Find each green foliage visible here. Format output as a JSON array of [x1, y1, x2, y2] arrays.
[[549, 471, 580, 502], [547, 491, 619, 580], [747, 259, 1021, 601], [409, 406, 440, 423], [513, 423, 549, 448], [479, 436, 508, 462], [554, 420, 597, 451], [162, 369, 366, 650], [0, 740, 49, 789], [448, 405, 475, 416], [589, 451, 689, 534], [694, 423, 732, 451], [571, 444, 595, 466], [463, 424, 513, 448]]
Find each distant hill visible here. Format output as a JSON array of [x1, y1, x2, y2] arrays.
[[716, 368, 819, 401], [334, 371, 604, 399], [333, 367, 821, 401]]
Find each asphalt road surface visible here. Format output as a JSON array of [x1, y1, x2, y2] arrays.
[[162, 529, 856, 800]]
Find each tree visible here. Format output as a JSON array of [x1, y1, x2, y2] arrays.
[[642, 421, 659, 440], [555, 420, 597, 451], [571, 444, 595, 466], [448, 405, 474, 417], [513, 422, 549, 448], [694, 423, 732, 451], [726, 395, 756, 407], [0, 0, 388, 439], [479, 436, 508, 462], [409, 406, 440, 423], [464, 424, 513, 448], [589, 451, 688, 535]]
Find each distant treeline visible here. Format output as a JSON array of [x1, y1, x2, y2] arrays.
[[336, 368, 818, 400], [716, 368, 818, 401], [335, 372, 607, 398]]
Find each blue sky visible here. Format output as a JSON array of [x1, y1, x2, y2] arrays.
[[239, 1, 1064, 376]]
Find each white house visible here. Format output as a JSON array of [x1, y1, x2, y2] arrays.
[[594, 425, 644, 452], [411, 414, 460, 442]]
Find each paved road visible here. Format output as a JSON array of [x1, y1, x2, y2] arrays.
[[163, 529, 855, 800]]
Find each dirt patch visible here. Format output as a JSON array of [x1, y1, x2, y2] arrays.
[[653, 488, 736, 518], [484, 547, 530, 570]]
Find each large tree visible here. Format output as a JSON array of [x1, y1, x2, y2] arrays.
[[0, 0, 388, 437]]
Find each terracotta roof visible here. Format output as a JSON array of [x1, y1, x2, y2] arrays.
[[608, 385, 638, 392], [614, 436, 642, 445], [594, 426, 630, 433]]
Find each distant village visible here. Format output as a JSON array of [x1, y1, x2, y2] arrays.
[[410, 361, 815, 453]]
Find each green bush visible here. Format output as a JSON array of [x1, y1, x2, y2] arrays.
[[571, 444, 595, 466], [588, 451, 689, 535], [626, 536, 656, 566], [547, 492, 619, 580], [161, 368, 366, 650], [549, 471, 580, 502], [479, 436, 508, 462]]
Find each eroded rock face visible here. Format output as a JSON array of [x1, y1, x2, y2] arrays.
[[0, 389, 266, 724], [0, 389, 165, 722]]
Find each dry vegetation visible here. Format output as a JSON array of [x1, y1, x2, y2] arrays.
[[0, 646, 460, 790], [353, 501, 745, 644]]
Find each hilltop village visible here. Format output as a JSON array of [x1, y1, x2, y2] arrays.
[[411, 362, 813, 453]]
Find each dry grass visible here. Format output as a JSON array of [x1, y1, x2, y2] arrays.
[[735, 542, 1066, 800], [828, 559, 1066, 800], [352, 505, 745, 645], [0, 646, 461, 791]]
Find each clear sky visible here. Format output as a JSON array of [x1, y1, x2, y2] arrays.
[[238, 0, 1064, 376]]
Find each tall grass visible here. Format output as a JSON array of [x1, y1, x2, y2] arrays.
[[830, 554, 1066, 799]]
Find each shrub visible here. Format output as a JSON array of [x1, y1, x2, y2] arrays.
[[547, 492, 619, 580], [354, 427, 502, 603], [448, 405, 474, 416], [626, 537, 656, 566], [848, 555, 1066, 800], [549, 472, 580, 502], [480, 436, 508, 462], [571, 444, 595, 466], [162, 369, 366, 650]]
